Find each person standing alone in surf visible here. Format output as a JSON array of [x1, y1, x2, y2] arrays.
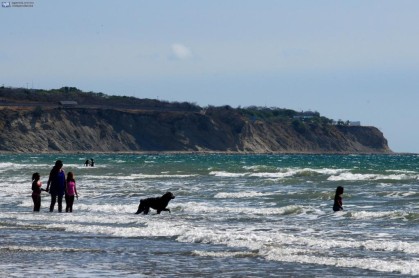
[[333, 186, 344, 212]]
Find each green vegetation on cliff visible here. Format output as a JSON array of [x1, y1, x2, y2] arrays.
[[0, 86, 391, 153]]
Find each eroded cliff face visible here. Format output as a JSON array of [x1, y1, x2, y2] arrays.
[[0, 107, 391, 153]]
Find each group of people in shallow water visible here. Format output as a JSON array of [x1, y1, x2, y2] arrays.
[[32, 159, 344, 213], [31, 160, 79, 213], [84, 159, 94, 167]]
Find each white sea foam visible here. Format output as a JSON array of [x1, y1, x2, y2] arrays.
[[328, 173, 376, 181], [112, 173, 197, 179], [249, 172, 296, 178], [211, 168, 348, 180], [192, 250, 257, 258], [0, 162, 16, 172], [211, 169, 298, 179], [327, 172, 417, 181], [209, 171, 247, 177], [6, 201, 419, 276], [383, 191, 418, 198], [298, 168, 348, 175], [214, 191, 272, 198], [76, 203, 135, 214], [277, 167, 349, 177], [385, 169, 417, 174], [189, 225, 419, 272], [179, 202, 303, 216], [347, 210, 411, 220], [0, 245, 100, 253], [263, 250, 419, 275], [178, 224, 419, 275], [242, 165, 266, 170], [45, 217, 187, 238]]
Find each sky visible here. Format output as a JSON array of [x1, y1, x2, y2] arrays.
[[1, 0, 419, 153]]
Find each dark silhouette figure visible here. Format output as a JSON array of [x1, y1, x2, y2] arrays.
[[84, 160, 89, 167], [135, 192, 175, 215], [65, 172, 78, 213], [46, 160, 66, 212], [333, 186, 344, 212], [31, 172, 42, 212], [90, 159, 95, 167]]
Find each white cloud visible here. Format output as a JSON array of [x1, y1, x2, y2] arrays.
[[171, 43, 192, 60]]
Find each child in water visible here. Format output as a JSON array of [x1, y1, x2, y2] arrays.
[[65, 172, 79, 213], [31, 172, 42, 212], [333, 186, 344, 212]]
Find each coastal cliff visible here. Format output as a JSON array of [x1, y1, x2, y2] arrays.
[[0, 87, 391, 153]]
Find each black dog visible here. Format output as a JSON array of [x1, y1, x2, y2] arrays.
[[135, 192, 175, 215]]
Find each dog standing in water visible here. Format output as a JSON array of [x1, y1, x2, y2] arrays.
[[135, 192, 175, 215]]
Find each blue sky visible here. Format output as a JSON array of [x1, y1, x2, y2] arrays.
[[2, 1, 419, 153]]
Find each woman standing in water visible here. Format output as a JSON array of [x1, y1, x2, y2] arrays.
[[333, 186, 344, 212], [46, 160, 66, 212]]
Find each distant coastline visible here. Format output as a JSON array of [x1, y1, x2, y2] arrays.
[[0, 86, 392, 154]]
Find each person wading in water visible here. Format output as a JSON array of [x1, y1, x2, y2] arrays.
[[46, 160, 66, 212]]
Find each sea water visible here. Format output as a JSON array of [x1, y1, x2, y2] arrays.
[[0, 154, 418, 277]]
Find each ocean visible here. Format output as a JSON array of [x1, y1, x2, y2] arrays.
[[0, 153, 418, 277]]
